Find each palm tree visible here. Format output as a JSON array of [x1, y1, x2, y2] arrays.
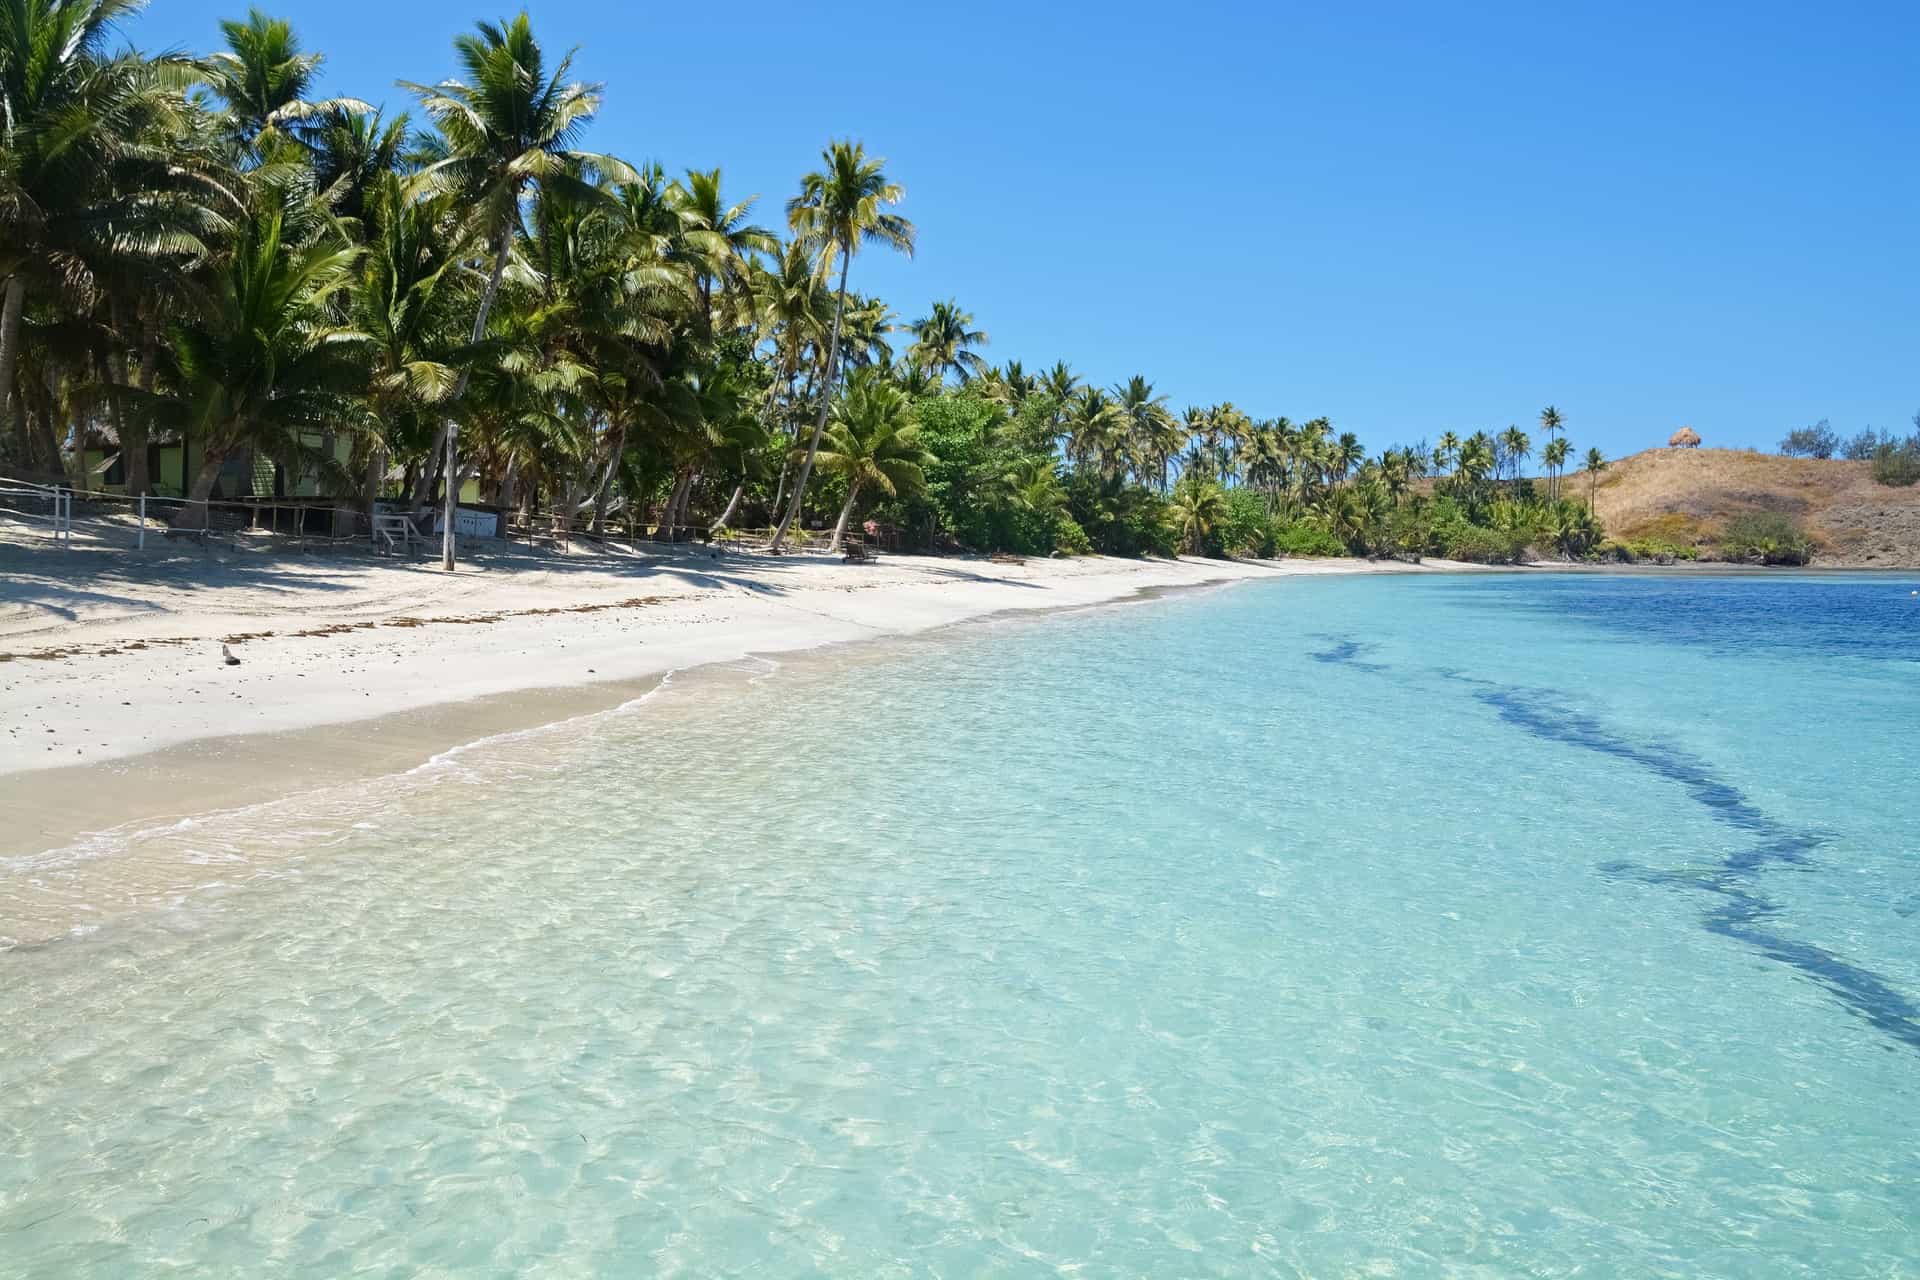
[[354, 172, 466, 513], [1331, 431, 1365, 484], [1499, 426, 1531, 485], [0, 0, 224, 470], [997, 454, 1065, 521], [1542, 436, 1570, 500], [1064, 386, 1123, 477], [812, 367, 932, 553], [404, 12, 632, 568], [1168, 471, 1227, 555], [672, 167, 777, 324], [1584, 446, 1607, 512], [907, 298, 988, 384], [1456, 434, 1494, 487], [1539, 404, 1563, 447], [1113, 376, 1176, 489], [750, 238, 828, 521], [1434, 430, 1460, 476], [769, 140, 914, 553], [201, 9, 370, 156], [136, 188, 370, 524]]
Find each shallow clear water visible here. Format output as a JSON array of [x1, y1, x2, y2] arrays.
[[4, 572, 1919, 1277]]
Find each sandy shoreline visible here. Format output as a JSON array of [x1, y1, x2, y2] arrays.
[[1, 537, 1485, 859]]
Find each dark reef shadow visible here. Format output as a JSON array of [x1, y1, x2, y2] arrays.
[[1311, 632, 1920, 1055]]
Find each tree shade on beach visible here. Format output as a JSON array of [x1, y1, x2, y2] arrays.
[[0, 2, 1616, 565]]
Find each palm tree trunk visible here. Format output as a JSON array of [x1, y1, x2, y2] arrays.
[[768, 357, 811, 526], [0, 276, 24, 466], [497, 458, 519, 521], [654, 470, 693, 541], [441, 225, 514, 570], [174, 445, 228, 528], [31, 362, 63, 478], [827, 478, 862, 554], [710, 480, 746, 534], [770, 253, 850, 552], [362, 446, 386, 517], [588, 422, 625, 535]]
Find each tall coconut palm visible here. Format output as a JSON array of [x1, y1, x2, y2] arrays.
[[671, 167, 776, 324], [907, 298, 988, 383], [1331, 431, 1366, 484], [200, 9, 370, 156], [770, 140, 914, 552], [1539, 404, 1563, 446], [1583, 446, 1607, 512], [404, 12, 633, 568], [1112, 376, 1176, 489], [812, 367, 932, 553], [1543, 436, 1570, 501], [751, 238, 829, 521], [1499, 425, 1531, 485]]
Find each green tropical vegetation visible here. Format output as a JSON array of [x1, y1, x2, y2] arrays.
[[1, 3, 1629, 565]]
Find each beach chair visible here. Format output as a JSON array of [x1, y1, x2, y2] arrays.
[[843, 540, 879, 564]]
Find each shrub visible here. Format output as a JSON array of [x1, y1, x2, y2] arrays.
[[1435, 523, 1526, 564], [1607, 538, 1698, 564], [1779, 421, 1838, 458], [1051, 515, 1093, 556], [1716, 511, 1813, 565], [1269, 519, 1346, 557], [1871, 440, 1920, 487], [1217, 489, 1273, 557]]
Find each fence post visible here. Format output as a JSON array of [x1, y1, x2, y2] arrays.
[[137, 494, 146, 550]]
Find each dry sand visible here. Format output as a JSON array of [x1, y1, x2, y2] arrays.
[[0, 533, 1478, 858]]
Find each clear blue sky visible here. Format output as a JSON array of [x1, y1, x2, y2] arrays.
[[125, 0, 1918, 459]]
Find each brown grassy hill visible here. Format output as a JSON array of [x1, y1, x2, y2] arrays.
[[1588, 447, 1920, 567]]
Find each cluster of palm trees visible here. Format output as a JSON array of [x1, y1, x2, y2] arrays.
[[1, 3, 1613, 567], [0, 3, 967, 563]]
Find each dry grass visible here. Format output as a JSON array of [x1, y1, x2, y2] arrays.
[[1591, 448, 1920, 565]]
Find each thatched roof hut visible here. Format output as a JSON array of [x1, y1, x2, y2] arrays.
[[1669, 426, 1702, 448]]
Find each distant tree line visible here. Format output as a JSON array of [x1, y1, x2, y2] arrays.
[[1779, 415, 1920, 485]]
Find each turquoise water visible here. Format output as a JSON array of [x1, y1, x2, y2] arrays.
[[4, 572, 1919, 1276]]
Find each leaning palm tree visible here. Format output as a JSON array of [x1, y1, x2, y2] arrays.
[[404, 12, 632, 568], [1584, 446, 1607, 512], [770, 140, 914, 552], [907, 298, 988, 383], [812, 367, 933, 553]]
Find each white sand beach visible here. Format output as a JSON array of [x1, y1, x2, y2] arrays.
[[0, 536, 1478, 856]]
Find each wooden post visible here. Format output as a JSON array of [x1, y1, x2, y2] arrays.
[[137, 494, 146, 549]]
